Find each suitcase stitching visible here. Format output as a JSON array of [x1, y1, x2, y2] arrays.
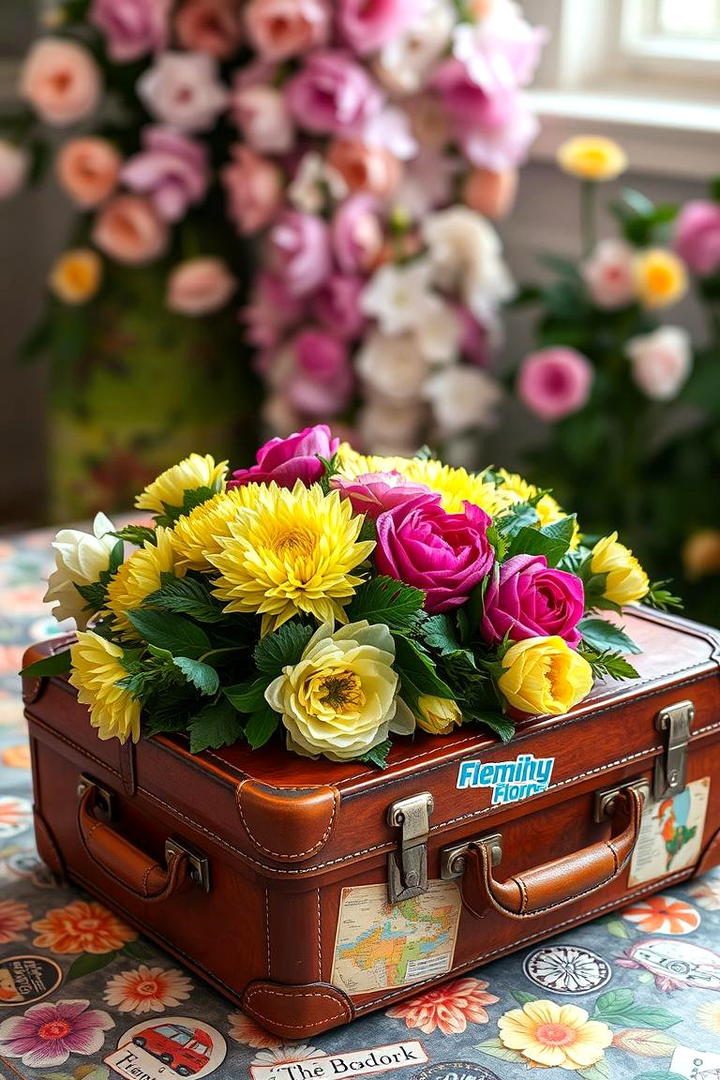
[[244, 987, 351, 1031], [236, 779, 340, 859], [316, 888, 322, 978], [264, 887, 271, 976]]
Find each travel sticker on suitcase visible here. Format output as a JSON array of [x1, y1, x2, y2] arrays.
[[331, 881, 461, 995], [629, 778, 710, 886]]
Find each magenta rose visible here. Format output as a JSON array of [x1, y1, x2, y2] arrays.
[[242, 271, 304, 347], [481, 554, 585, 647], [121, 126, 209, 223], [228, 424, 340, 488], [285, 50, 383, 136], [375, 495, 494, 612], [338, 0, 418, 56], [90, 0, 169, 62], [288, 329, 353, 417], [333, 471, 431, 520], [310, 274, 366, 339], [517, 347, 593, 422], [674, 200, 720, 278], [268, 210, 332, 297]]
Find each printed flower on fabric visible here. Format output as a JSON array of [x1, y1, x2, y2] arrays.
[[32, 900, 138, 954], [689, 871, 720, 911], [497, 999, 612, 1069], [103, 965, 193, 1014], [228, 1010, 287, 1049], [0, 795, 33, 838], [386, 977, 498, 1034], [252, 1045, 324, 1066], [0, 998, 114, 1068], [0, 898, 32, 943], [697, 1001, 720, 1034], [621, 895, 700, 935]]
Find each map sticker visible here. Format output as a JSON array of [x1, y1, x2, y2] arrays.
[[330, 880, 461, 996], [629, 777, 709, 887]]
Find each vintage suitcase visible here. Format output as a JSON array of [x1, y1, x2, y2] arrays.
[[23, 605, 720, 1039]]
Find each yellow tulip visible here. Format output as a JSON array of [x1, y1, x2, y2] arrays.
[[590, 531, 649, 605], [49, 248, 102, 304], [417, 695, 462, 735], [634, 248, 688, 309], [498, 636, 593, 716], [557, 136, 628, 182]]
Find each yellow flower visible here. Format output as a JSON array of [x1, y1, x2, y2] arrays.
[[633, 248, 687, 309], [683, 529, 720, 581], [173, 485, 263, 571], [590, 531, 649, 605], [498, 636, 594, 715], [135, 453, 228, 517], [498, 999, 612, 1069], [265, 621, 413, 761], [417, 695, 462, 735], [209, 482, 375, 634], [557, 136, 628, 182], [106, 527, 185, 636], [697, 1001, 720, 1034], [493, 469, 581, 548], [69, 631, 141, 743], [49, 249, 102, 305]]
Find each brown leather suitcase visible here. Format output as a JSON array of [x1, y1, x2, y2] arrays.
[[23, 606, 720, 1039]]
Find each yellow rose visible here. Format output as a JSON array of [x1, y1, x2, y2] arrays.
[[591, 531, 649, 605], [498, 637, 594, 716], [683, 529, 720, 581], [557, 136, 627, 182], [265, 621, 414, 761], [633, 248, 687, 309], [417, 695, 462, 735], [49, 248, 102, 304]]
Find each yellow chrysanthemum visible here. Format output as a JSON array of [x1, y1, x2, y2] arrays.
[[557, 136, 628, 182], [69, 631, 141, 743], [209, 482, 375, 634], [135, 453, 228, 516], [494, 469, 581, 549], [633, 249, 688, 309], [173, 485, 263, 571], [106, 527, 185, 636], [498, 999, 612, 1069]]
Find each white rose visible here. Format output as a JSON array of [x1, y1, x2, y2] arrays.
[[357, 395, 427, 455], [582, 239, 637, 310], [415, 295, 461, 363], [375, 0, 455, 95], [356, 330, 429, 401], [626, 326, 692, 401], [422, 206, 515, 319], [360, 260, 434, 335], [424, 365, 503, 436], [288, 152, 347, 214], [0, 141, 28, 200], [44, 512, 120, 628]]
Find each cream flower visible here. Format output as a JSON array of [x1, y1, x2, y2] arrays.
[[498, 999, 612, 1069], [626, 325, 692, 401], [422, 206, 515, 320], [288, 151, 347, 214], [361, 260, 435, 336], [424, 366, 502, 436], [69, 631, 141, 743], [417, 695, 461, 735], [103, 965, 192, 1014], [355, 331, 429, 402], [265, 621, 414, 761], [135, 453, 228, 517], [44, 512, 119, 629], [375, 0, 455, 95]]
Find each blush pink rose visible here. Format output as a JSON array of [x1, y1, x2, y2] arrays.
[[244, 0, 330, 61], [138, 52, 228, 132], [286, 50, 383, 136], [268, 210, 332, 296], [242, 271, 304, 347], [327, 139, 401, 197], [287, 329, 354, 417], [90, 0, 169, 61], [332, 194, 384, 274], [310, 274, 366, 339], [56, 137, 121, 208], [20, 39, 101, 127], [674, 200, 720, 278], [0, 141, 28, 199], [175, 0, 242, 60], [481, 554, 585, 647], [375, 495, 494, 612], [229, 424, 340, 488], [582, 239, 636, 310], [626, 326, 692, 402], [333, 471, 431, 519], [460, 92, 539, 172], [231, 82, 294, 154], [167, 256, 236, 315], [92, 195, 169, 264], [222, 145, 282, 234], [122, 126, 209, 222], [338, 0, 419, 56], [463, 167, 517, 220], [518, 347, 593, 422]]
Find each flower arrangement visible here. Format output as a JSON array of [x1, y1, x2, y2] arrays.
[[25, 425, 677, 766]]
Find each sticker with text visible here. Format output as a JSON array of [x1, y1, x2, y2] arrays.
[[456, 754, 554, 803], [250, 1041, 427, 1080], [0, 955, 63, 1006], [105, 1016, 227, 1079], [670, 1045, 720, 1078], [629, 777, 709, 886]]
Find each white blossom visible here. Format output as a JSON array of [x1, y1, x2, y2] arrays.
[[356, 330, 429, 401], [44, 512, 120, 628], [424, 365, 503, 436], [360, 260, 434, 335]]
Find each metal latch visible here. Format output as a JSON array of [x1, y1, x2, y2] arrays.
[[654, 700, 693, 800], [165, 838, 211, 893], [387, 793, 433, 903]]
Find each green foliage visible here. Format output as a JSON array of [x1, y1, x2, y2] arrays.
[[392, 633, 454, 704], [172, 657, 220, 697], [592, 988, 680, 1029], [359, 739, 392, 770], [507, 516, 577, 567], [224, 677, 269, 713], [254, 621, 315, 678], [347, 576, 425, 631], [610, 188, 678, 246], [112, 525, 157, 546], [579, 643, 640, 681], [645, 581, 683, 612], [21, 650, 71, 678], [65, 951, 118, 981], [244, 705, 280, 749], [318, 452, 340, 494], [578, 617, 642, 655], [461, 705, 515, 743], [155, 486, 217, 527], [145, 573, 228, 622], [188, 700, 245, 754], [415, 613, 462, 655], [127, 609, 211, 659]]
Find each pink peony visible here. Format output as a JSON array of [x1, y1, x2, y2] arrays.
[[310, 274, 366, 339], [175, 0, 242, 60], [242, 271, 304, 347], [517, 347, 593, 422], [333, 471, 431, 519], [244, 0, 330, 61], [582, 239, 636, 309], [287, 329, 354, 417], [285, 50, 383, 137], [121, 127, 209, 223], [338, 0, 419, 56], [20, 38, 101, 127], [674, 200, 720, 278], [56, 137, 121, 209], [332, 194, 384, 274], [90, 0, 169, 61], [138, 52, 228, 132], [231, 82, 294, 154], [93, 194, 169, 264], [0, 141, 28, 200], [222, 145, 282, 234], [228, 424, 340, 488], [167, 256, 236, 315], [268, 210, 332, 296], [375, 495, 494, 612], [481, 554, 585, 647]]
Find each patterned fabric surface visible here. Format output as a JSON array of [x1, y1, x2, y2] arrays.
[[1, 528, 720, 1080]]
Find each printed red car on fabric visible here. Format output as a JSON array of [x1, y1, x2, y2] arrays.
[[133, 1022, 212, 1076]]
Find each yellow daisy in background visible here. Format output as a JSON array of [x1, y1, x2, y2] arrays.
[[106, 527, 185, 636], [69, 631, 141, 743], [209, 482, 375, 634], [557, 135, 628, 182], [498, 999, 612, 1069], [173, 485, 263, 571], [135, 453, 228, 517], [633, 248, 688, 309], [49, 248, 103, 305]]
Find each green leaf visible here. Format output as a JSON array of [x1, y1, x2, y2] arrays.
[[359, 739, 392, 770], [474, 1038, 526, 1064], [245, 704, 280, 749], [254, 621, 315, 678], [605, 918, 630, 939], [511, 989, 537, 1005], [65, 950, 118, 981], [122, 940, 154, 960], [346, 575, 425, 631], [392, 634, 455, 701], [577, 1060, 611, 1080], [507, 516, 576, 567], [471, 710, 515, 742], [173, 657, 220, 697], [145, 574, 228, 622], [579, 617, 642, 655], [579, 643, 640, 681], [155, 485, 217, 527], [112, 525, 157, 546], [416, 613, 462, 656], [224, 677, 269, 713], [127, 609, 211, 659], [597, 1007, 680, 1030], [633, 1073, 686, 1080], [645, 580, 683, 612], [74, 579, 108, 612], [188, 699, 244, 754], [595, 988, 635, 1014], [538, 252, 583, 281], [21, 649, 71, 678], [496, 501, 540, 537], [710, 175, 720, 202]]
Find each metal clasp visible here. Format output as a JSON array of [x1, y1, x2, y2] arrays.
[[440, 833, 502, 881], [77, 775, 114, 819], [387, 793, 433, 903], [654, 700, 693, 801], [165, 839, 211, 893]]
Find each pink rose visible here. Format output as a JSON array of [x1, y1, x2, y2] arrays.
[[582, 239, 636, 309], [460, 93, 538, 171], [286, 51, 383, 136], [244, 0, 330, 61], [231, 82, 294, 154], [90, 0, 169, 62], [518, 347, 593, 422], [287, 329, 354, 417], [222, 145, 282, 234], [122, 127, 209, 223], [56, 137, 121, 208], [268, 210, 331, 296], [175, 0, 242, 60], [674, 200, 720, 278], [228, 424, 340, 488], [242, 271, 304, 347], [310, 274, 366, 339], [93, 195, 169, 264], [333, 471, 431, 519], [0, 141, 28, 200], [375, 495, 494, 612], [332, 194, 383, 274], [338, 0, 418, 56], [327, 139, 401, 197], [481, 554, 585, 647], [167, 256, 236, 315], [452, 12, 546, 93], [20, 38, 101, 127], [626, 326, 692, 402], [138, 52, 228, 132]]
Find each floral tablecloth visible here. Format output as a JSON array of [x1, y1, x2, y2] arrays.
[[1, 527, 720, 1080]]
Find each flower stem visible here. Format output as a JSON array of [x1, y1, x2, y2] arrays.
[[580, 181, 597, 258]]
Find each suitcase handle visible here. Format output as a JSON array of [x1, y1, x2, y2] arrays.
[[77, 782, 193, 902], [449, 782, 646, 920]]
